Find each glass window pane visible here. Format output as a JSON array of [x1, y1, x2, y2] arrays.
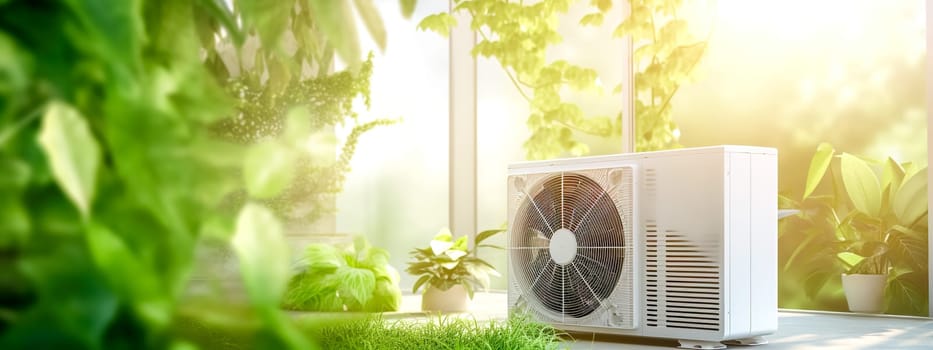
[[336, 1, 449, 291], [477, 1, 629, 289], [668, 0, 928, 315]]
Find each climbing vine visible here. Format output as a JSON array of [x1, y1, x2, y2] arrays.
[[611, 0, 707, 151], [419, 0, 706, 157]]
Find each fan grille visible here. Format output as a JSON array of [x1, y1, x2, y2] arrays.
[[511, 172, 625, 319]]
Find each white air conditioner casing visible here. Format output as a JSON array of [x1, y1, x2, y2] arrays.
[[507, 146, 777, 348]]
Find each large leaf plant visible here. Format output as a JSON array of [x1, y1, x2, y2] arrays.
[[283, 236, 402, 312], [780, 143, 928, 315], [0, 0, 411, 348]]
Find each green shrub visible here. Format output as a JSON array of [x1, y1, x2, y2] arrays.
[[283, 236, 402, 312]]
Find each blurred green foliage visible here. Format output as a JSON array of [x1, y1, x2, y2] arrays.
[[283, 236, 402, 312], [780, 143, 928, 315], [0, 0, 410, 348], [200, 0, 400, 225]]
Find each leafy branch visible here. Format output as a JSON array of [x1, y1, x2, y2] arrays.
[[612, 0, 709, 151], [420, 0, 619, 160], [420, 0, 707, 158]]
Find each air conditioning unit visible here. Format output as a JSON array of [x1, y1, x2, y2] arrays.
[[507, 146, 777, 349]]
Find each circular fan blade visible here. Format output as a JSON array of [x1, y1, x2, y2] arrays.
[[511, 172, 625, 318]]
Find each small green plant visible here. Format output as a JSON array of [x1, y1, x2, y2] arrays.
[[310, 314, 565, 349], [780, 143, 928, 315], [407, 228, 504, 297], [283, 236, 402, 312]]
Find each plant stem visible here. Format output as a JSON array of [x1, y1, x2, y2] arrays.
[[476, 29, 536, 106]]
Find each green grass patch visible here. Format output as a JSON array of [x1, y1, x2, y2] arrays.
[[175, 299, 566, 349], [309, 315, 565, 350]]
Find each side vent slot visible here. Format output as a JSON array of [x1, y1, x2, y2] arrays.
[[644, 221, 659, 327], [662, 231, 721, 332]]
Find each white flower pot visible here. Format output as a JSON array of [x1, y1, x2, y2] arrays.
[[421, 284, 470, 312], [841, 274, 887, 313]]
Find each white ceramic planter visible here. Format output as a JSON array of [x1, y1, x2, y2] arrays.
[[421, 284, 470, 312], [841, 274, 887, 313]]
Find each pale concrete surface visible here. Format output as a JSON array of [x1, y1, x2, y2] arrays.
[[566, 311, 933, 349], [398, 292, 933, 349]]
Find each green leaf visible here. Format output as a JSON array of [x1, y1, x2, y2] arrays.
[[8, 247, 119, 348], [579, 12, 604, 26], [365, 279, 401, 311], [892, 167, 927, 227], [61, 0, 144, 74], [840, 153, 882, 216], [412, 275, 431, 294], [232, 203, 290, 309], [0, 196, 29, 249], [193, 0, 244, 45], [0, 32, 31, 97], [836, 252, 863, 268], [880, 157, 906, 191], [465, 264, 490, 290], [363, 247, 390, 268], [416, 13, 457, 38], [399, 0, 416, 18], [591, 0, 612, 12], [353, 0, 387, 51], [803, 143, 834, 199], [475, 228, 504, 245], [886, 271, 928, 316], [238, 0, 290, 49], [886, 227, 926, 271], [0, 156, 31, 189], [430, 240, 454, 255], [85, 222, 170, 327], [451, 236, 468, 251], [198, 213, 236, 241], [37, 102, 101, 218], [337, 266, 375, 305], [308, 0, 361, 66], [434, 227, 453, 241], [243, 142, 295, 199], [303, 244, 343, 271], [445, 249, 467, 260], [802, 269, 835, 299]]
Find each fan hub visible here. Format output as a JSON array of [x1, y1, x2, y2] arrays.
[[549, 228, 577, 265]]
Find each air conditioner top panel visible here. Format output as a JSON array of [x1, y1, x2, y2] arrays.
[[507, 145, 776, 175]]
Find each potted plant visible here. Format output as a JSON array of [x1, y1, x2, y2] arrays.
[[406, 227, 504, 312], [781, 143, 928, 314]]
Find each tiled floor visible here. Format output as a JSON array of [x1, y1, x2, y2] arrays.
[[396, 293, 933, 349]]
